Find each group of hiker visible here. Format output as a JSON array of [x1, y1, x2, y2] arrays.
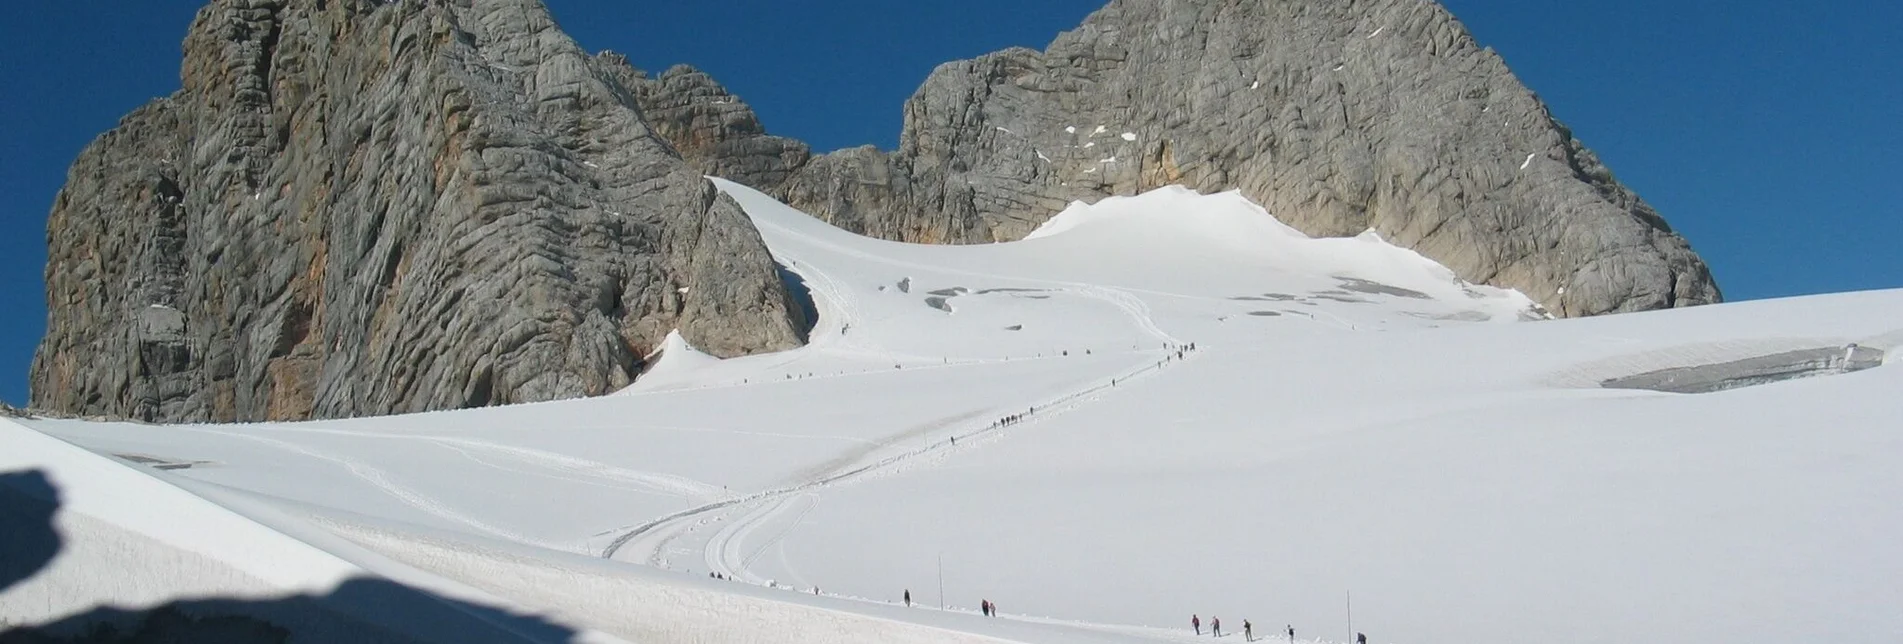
[[881, 587, 1377, 644], [992, 407, 1034, 429], [1191, 615, 1366, 644], [900, 589, 1000, 618]]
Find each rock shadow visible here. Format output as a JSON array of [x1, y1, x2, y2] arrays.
[[0, 468, 583, 643], [775, 262, 819, 341]]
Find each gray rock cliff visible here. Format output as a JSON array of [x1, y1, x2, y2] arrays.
[[638, 0, 1721, 315], [31, 0, 806, 422], [34, 0, 1722, 422]]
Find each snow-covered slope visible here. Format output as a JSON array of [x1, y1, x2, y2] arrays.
[[6, 183, 1899, 644]]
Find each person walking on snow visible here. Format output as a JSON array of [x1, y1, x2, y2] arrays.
[[1356, 633, 1366, 644], [904, 590, 911, 607], [1192, 614, 1201, 635], [1212, 616, 1221, 638], [1286, 625, 1295, 643], [1244, 620, 1253, 642]]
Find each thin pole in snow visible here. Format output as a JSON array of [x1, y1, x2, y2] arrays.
[[1346, 590, 1353, 644], [937, 552, 946, 610]]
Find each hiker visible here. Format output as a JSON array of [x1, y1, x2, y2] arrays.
[[1192, 614, 1202, 635], [1287, 625, 1295, 643], [904, 589, 911, 606], [1212, 616, 1221, 638], [1356, 633, 1366, 644], [1244, 620, 1253, 642]]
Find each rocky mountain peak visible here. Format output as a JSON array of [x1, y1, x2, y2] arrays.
[[32, 0, 808, 422], [33, 0, 1718, 423]]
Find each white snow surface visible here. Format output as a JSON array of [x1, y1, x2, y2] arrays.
[[6, 181, 1901, 644]]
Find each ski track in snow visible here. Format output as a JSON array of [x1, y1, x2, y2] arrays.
[[594, 181, 1202, 581], [190, 423, 729, 501], [28, 178, 1897, 644], [171, 426, 553, 548], [601, 336, 1201, 573]]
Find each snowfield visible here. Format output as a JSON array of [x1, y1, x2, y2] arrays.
[[4, 182, 1899, 643]]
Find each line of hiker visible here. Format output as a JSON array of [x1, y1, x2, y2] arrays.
[[900, 589, 1001, 618], [1190, 616, 1360, 644], [992, 407, 1035, 429]]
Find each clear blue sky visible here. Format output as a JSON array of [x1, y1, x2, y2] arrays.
[[2, 1, 1899, 406]]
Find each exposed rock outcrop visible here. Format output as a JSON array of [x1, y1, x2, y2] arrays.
[[637, 0, 1721, 316], [33, 0, 1722, 423], [31, 0, 806, 422]]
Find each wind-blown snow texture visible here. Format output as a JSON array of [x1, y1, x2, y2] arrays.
[[8, 185, 1897, 644]]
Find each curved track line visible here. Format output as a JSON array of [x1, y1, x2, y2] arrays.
[[173, 426, 548, 547], [600, 343, 1198, 567], [182, 424, 729, 501]]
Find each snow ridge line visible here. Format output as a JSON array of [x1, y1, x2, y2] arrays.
[[599, 342, 1201, 562]]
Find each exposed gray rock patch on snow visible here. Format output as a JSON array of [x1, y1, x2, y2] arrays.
[[924, 297, 954, 313], [1336, 277, 1432, 299], [1434, 311, 1495, 322], [32, 0, 805, 422], [115, 453, 211, 471], [1602, 345, 1886, 394]]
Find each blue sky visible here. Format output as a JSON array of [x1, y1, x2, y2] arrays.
[[1, 1, 1898, 406]]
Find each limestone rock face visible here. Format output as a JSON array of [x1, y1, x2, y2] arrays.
[[33, 0, 1722, 422], [606, 59, 814, 192], [650, 0, 1721, 315], [31, 0, 806, 422]]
